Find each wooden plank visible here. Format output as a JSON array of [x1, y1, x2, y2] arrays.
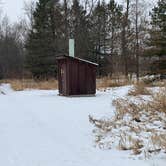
[[57, 56, 97, 96]]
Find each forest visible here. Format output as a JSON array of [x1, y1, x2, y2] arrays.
[[0, 0, 165, 80]]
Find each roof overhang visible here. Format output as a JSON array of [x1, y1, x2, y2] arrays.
[[56, 55, 98, 66]]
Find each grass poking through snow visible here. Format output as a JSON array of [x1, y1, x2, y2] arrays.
[[128, 82, 151, 96], [90, 87, 166, 158]]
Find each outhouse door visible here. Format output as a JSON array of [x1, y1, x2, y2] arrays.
[[61, 63, 67, 95]]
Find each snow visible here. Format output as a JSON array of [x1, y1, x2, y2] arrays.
[[0, 84, 165, 166]]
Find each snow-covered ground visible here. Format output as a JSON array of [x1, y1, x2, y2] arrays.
[[0, 84, 165, 166]]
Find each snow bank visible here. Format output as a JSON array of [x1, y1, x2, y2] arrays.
[[0, 85, 165, 166], [0, 84, 13, 95]]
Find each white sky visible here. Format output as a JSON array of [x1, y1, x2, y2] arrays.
[[2, 0, 38, 23], [2, 0, 25, 22], [2, 0, 157, 23]]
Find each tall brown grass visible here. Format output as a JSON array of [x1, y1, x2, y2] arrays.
[[1, 77, 129, 91], [96, 76, 131, 89], [147, 88, 166, 113], [115, 88, 166, 118], [90, 88, 166, 156], [0, 79, 58, 91], [128, 82, 151, 96]]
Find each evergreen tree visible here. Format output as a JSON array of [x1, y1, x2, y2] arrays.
[[121, 0, 130, 78], [25, 0, 62, 79], [150, 0, 166, 57], [91, 1, 109, 75], [91, 0, 122, 75], [149, 0, 166, 74], [62, 0, 70, 54], [70, 0, 91, 60], [107, 0, 122, 74]]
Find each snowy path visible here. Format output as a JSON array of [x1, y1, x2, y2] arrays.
[[0, 85, 165, 166]]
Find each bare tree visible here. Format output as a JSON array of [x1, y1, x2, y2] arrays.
[[82, 0, 98, 15], [135, 0, 139, 81], [0, 15, 25, 78], [121, 0, 130, 78], [24, 0, 36, 29]]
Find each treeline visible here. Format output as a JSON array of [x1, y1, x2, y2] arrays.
[[0, 0, 165, 79], [0, 16, 27, 79]]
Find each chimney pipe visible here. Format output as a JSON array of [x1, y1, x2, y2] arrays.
[[69, 39, 75, 57]]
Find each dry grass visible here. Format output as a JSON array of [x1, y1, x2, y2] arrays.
[[0, 79, 58, 91], [147, 88, 166, 113], [142, 76, 166, 87], [1, 76, 130, 91], [97, 76, 131, 89], [114, 88, 166, 119], [128, 82, 152, 96], [118, 133, 143, 154], [90, 88, 166, 157], [152, 80, 166, 87], [112, 98, 142, 120], [151, 133, 166, 152]]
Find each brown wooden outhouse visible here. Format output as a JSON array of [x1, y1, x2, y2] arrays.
[[56, 55, 98, 96]]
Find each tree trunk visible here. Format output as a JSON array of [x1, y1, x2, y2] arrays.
[[121, 0, 129, 79], [136, 0, 139, 81]]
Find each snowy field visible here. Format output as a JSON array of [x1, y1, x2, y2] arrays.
[[0, 84, 165, 166]]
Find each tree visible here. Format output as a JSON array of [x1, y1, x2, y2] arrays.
[[107, 0, 122, 75], [135, 0, 139, 80], [120, 0, 150, 79], [150, 0, 166, 57], [90, 1, 109, 75], [121, 0, 130, 78], [25, 0, 63, 79], [24, 0, 36, 30], [62, 0, 70, 53], [0, 16, 25, 78], [70, 0, 92, 60], [90, 0, 123, 76], [149, 0, 166, 74]]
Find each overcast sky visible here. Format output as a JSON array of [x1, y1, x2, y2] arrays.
[[2, 0, 157, 23], [2, 0, 24, 22], [2, 0, 37, 22]]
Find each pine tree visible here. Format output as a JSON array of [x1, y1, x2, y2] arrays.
[[121, 0, 130, 78], [25, 0, 62, 79], [90, 0, 122, 75], [107, 0, 122, 74], [90, 1, 109, 75], [149, 0, 166, 74], [150, 0, 166, 57], [70, 0, 91, 60], [62, 0, 70, 54]]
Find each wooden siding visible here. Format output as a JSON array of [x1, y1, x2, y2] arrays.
[[57, 55, 97, 96]]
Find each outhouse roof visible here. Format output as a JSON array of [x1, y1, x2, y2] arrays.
[[56, 55, 98, 66]]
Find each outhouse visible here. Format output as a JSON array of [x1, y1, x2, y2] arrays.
[[56, 55, 98, 96]]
